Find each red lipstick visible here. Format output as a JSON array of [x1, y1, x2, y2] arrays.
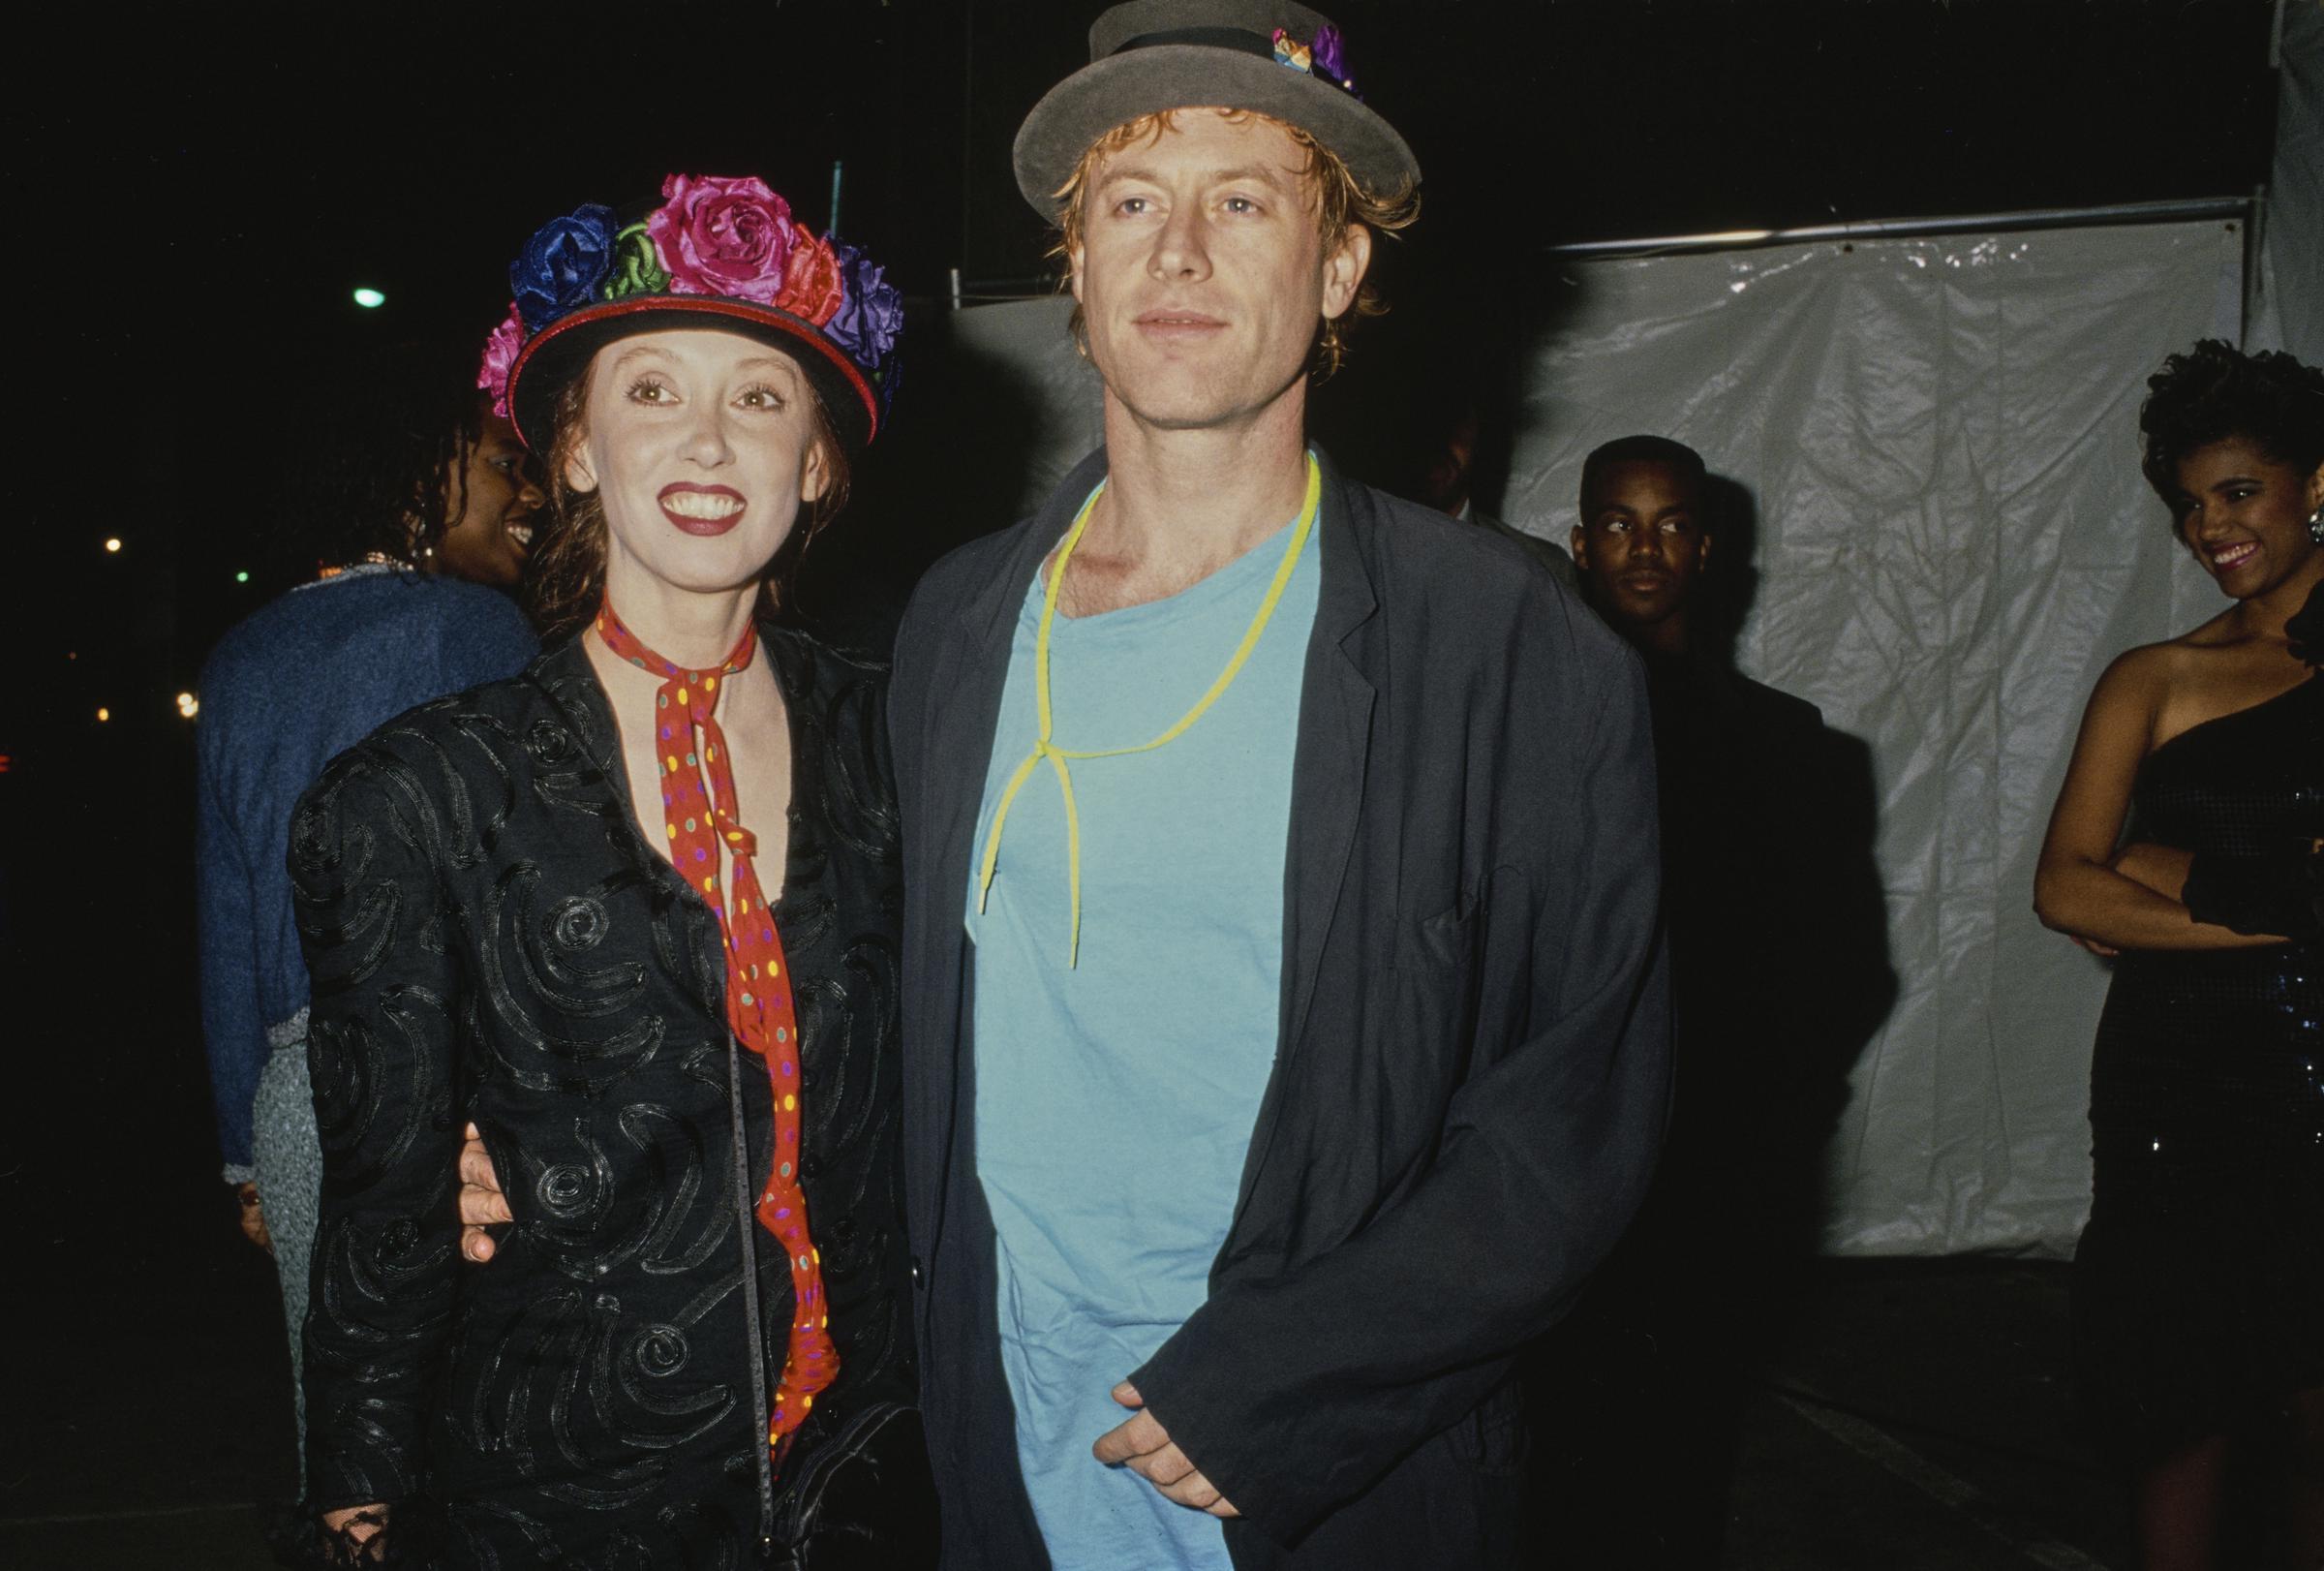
[[658, 482, 747, 537]]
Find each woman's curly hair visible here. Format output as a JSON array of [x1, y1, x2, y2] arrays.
[[281, 334, 486, 575], [2138, 339, 2324, 521]]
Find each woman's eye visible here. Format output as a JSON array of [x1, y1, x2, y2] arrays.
[[738, 385, 785, 411], [627, 378, 673, 405]]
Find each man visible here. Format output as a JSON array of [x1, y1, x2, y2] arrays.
[[1424, 395, 1577, 587], [1546, 436, 1891, 1563], [462, 8, 1668, 1564], [890, 7, 1667, 1566]]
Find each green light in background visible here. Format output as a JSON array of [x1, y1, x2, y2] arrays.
[[235, 570, 251, 583], [352, 287, 386, 308]]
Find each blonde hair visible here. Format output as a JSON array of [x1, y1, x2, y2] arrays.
[[1049, 108, 1420, 378]]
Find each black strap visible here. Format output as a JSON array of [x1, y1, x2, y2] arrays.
[[1113, 25, 1277, 61]]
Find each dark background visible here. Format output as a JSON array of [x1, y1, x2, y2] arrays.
[[0, 0, 2285, 1534]]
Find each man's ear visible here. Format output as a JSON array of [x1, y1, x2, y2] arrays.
[[1320, 223, 1372, 323], [1697, 531, 1715, 570], [1569, 524, 1590, 570]]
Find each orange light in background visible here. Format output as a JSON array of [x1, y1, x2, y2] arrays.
[[95, 707, 110, 723], [176, 692, 199, 720]]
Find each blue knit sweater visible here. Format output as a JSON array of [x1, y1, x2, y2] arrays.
[[196, 567, 538, 1181]]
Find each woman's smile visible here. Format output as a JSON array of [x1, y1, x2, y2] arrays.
[[659, 481, 748, 536]]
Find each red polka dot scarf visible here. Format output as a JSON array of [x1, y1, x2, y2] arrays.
[[596, 600, 838, 1464]]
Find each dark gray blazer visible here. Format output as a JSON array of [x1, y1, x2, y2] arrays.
[[889, 448, 1672, 1570]]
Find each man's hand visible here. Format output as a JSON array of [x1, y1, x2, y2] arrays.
[[235, 1182, 273, 1253], [1092, 1381, 1238, 1518], [321, 1503, 388, 1562], [457, 1123, 511, 1262]]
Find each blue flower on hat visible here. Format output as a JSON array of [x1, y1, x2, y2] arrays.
[[826, 241, 904, 378], [511, 203, 618, 332]]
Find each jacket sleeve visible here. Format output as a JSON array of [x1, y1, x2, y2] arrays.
[[289, 743, 469, 1513], [436, 590, 539, 692], [196, 715, 265, 1185], [1130, 624, 1673, 1543]]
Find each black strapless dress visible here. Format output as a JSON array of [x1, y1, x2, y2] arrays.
[[2072, 674, 2324, 1460]]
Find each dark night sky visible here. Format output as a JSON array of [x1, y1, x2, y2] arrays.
[[11, 1, 2279, 678], [0, 0, 2282, 1191]]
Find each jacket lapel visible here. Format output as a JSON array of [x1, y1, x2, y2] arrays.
[[1234, 452, 1382, 1222]]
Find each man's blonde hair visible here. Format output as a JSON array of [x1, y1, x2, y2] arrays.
[[1049, 108, 1420, 378]]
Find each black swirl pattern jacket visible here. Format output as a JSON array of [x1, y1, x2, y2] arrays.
[[290, 628, 925, 1569]]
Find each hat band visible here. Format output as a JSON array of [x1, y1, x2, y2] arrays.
[[1113, 25, 1275, 60]]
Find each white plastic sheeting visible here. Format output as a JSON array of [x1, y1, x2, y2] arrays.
[[2253, 0, 2324, 361], [942, 217, 2243, 1255], [1502, 221, 2244, 1255]]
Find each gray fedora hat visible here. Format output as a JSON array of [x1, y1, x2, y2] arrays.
[[1013, 0, 1421, 217]]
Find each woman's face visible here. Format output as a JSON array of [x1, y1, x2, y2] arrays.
[[434, 410, 541, 588], [566, 328, 829, 601], [2174, 436, 2324, 601]]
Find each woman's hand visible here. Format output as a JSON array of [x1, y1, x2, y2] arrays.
[[235, 1182, 273, 1253], [2110, 842, 2194, 902]]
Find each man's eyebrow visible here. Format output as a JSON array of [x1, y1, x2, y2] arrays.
[[1097, 161, 1294, 191]]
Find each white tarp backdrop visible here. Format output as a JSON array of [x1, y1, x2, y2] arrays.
[[2252, 0, 2324, 361], [944, 217, 2244, 1256]]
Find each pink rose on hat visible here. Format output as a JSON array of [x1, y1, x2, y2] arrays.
[[477, 305, 525, 419], [648, 173, 796, 303]]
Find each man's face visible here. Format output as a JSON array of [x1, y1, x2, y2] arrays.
[[1070, 109, 1369, 432], [1570, 459, 1713, 637]]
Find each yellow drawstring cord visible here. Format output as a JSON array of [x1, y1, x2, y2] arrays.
[[976, 453, 1322, 968]]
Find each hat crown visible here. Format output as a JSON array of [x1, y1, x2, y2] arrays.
[[1088, 0, 1334, 62]]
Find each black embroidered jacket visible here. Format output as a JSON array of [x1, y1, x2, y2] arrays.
[[290, 627, 921, 1568]]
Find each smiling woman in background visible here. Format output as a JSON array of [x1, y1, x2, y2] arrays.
[[2034, 340, 2324, 1570], [195, 332, 542, 1512], [289, 175, 926, 1568]]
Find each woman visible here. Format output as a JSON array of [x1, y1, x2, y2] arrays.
[[290, 174, 925, 1567], [2034, 339, 2323, 1569], [197, 335, 542, 1500]]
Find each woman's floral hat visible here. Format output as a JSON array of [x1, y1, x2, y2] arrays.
[[482, 173, 903, 454]]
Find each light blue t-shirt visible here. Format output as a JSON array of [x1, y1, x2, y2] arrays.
[[967, 500, 1321, 1571]]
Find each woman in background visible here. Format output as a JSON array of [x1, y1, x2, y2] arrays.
[[2035, 340, 2323, 1570], [196, 334, 542, 1501]]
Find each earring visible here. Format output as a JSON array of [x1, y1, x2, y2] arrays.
[[2309, 502, 2324, 545]]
